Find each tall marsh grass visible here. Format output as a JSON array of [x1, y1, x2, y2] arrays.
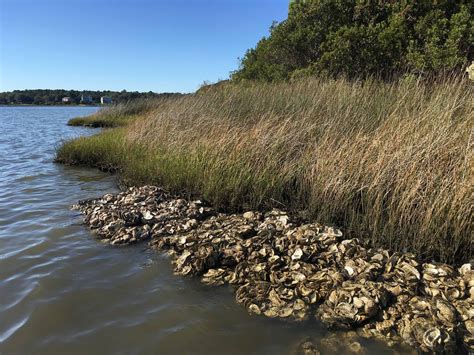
[[56, 77, 473, 263]]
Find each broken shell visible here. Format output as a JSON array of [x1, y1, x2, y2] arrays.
[[292, 247, 304, 261]]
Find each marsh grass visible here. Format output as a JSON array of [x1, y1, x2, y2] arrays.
[[56, 76, 473, 263], [67, 98, 172, 127]]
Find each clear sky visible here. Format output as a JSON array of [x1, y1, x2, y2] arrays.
[[0, 0, 289, 93]]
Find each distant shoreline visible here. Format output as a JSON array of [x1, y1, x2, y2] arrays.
[[0, 104, 101, 107], [0, 90, 183, 107]]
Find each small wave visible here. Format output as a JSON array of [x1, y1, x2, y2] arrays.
[[0, 281, 39, 312], [0, 238, 45, 260], [0, 315, 29, 343]]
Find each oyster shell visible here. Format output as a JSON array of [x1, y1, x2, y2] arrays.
[[317, 281, 389, 329]]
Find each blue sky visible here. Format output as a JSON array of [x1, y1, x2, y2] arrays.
[[0, 0, 289, 93]]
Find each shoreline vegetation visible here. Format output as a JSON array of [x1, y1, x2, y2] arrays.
[[66, 99, 167, 127], [56, 76, 472, 265]]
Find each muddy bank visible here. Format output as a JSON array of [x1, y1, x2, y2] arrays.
[[73, 186, 473, 353]]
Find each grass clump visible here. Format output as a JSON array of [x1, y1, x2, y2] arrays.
[[67, 115, 135, 127], [67, 98, 171, 127], [56, 129, 128, 170], [56, 76, 473, 264]]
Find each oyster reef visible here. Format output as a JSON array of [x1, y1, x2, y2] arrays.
[[73, 186, 473, 353]]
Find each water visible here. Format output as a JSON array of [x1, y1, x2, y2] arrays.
[[0, 107, 404, 354]]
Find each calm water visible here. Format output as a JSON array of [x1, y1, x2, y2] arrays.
[[0, 107, 404, 355]]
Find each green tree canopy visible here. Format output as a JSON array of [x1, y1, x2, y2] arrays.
[[233, 0, 474, 81]]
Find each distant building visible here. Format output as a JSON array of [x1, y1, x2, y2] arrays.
[[80, 95, 93, 104], [62, 97, 73, 103], [100, 96, 112, 104]]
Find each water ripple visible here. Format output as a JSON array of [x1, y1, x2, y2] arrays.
[[0, 239, 46, 260], [0, 315, 30, 342]]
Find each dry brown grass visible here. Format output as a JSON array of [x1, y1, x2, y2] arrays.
[[57, 76, 473, 263]]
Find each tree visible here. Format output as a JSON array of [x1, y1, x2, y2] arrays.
[[232, 0, 474, 81]]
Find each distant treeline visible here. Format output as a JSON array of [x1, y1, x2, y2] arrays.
[[0, 89, 182, 105]]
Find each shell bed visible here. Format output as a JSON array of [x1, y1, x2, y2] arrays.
[[73, 186, 473, 354]]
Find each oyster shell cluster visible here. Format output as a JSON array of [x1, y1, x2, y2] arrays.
[[73, 186, 473, 353], [292, 332, 414, 354]]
